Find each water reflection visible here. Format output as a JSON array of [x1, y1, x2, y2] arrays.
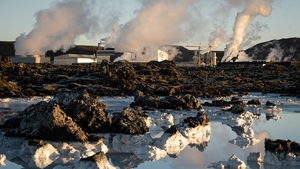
[[0, 93, 300, 168]]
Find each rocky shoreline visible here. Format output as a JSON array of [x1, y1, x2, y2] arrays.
[[1, 56, 300, 98], [1, 56, 300, 168]]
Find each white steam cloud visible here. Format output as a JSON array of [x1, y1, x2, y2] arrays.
[[14, 0, 99, 55], [200, 25, 229, 55], [222, 0, 273, 62], [112, 0, 197, 61]]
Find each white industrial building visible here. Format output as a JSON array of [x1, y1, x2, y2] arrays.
[[11, 55, 50, 63], [53, 54, 97, 65]]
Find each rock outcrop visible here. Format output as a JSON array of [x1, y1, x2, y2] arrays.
[[0, 90, 154, 141], [110, 107, 150, 135], [130, 90, 202, 110], [1, 56, 300, 98], [1, 101, 89, 142]]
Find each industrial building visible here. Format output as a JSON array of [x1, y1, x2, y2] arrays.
[[96, 49, 121, 62], [53, 54, 96, 65], [11, 55, 50, 63]]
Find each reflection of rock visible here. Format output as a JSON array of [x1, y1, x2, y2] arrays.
[[231, 126, 254, 136], [264, 100, 282, 121], [0, 154, 6, 167], [264, 138, 300, 166], [54, 152, 116, 169], [112, 134, 153, 145], [156, 113, 174, 129], [265, 107, 282, 121], [50, 140, 108, 162], [134, 146, 167, 162], [155, 130, 188, 157], [78, 152, 115, 169], [229, 134, 260, 149], [214, 111, 257, 127], [247, 152, 263, 169], [264, 151, 300, 166], [179, 111, 211, 149], [18, 140, 59, 169], [247, 152, 263, 162], [107, 152, 144, 169], [208, 154, 247, 169]]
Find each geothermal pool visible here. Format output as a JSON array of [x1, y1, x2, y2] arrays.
[[0, 93, 300, 169]]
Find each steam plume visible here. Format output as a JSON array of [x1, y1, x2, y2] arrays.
[[112, 0, 197, 61], [14, 0, 99, 55], [200, 25, 229, 55], [222, 0, 273, 62]]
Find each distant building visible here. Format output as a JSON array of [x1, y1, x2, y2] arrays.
[[96, 50, 116, 62], [53, 54, 96, 65], [11, 55, 50, 63]]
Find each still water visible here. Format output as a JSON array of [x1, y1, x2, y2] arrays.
[[0, 93, 299, 169]]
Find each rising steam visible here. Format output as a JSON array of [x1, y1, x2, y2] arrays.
[[200, 25, 229, 55], [222, 0, 273, 62], [112, 0, 197, 61], [14, 0, 99, 55]]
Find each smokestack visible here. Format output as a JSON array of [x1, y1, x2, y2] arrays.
[[222, 0, 273, 62], [14, 0, 99, 55]]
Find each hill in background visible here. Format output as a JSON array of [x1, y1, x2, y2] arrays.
[[245, 37, 300, 61]]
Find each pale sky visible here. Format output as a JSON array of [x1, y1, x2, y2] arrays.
[[0, 0, 299, 50]]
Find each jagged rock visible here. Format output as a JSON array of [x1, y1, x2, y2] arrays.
[[183, 111, 210, 127], [100, 61, 137, 92], [130, 90, 160, 110], [231, 101, 247, 114], [247, 99, 261, 105], [1, 101, 88, 142], [0, 77, 24, 97], [203, 100, 231, 107], [0, 56, 13, 71], [110, 107, 149, 135], [159, 94, 202, 110], [131, 91, 202, 110], [53, 90, 111, 133], [266, 101, 276, 107]]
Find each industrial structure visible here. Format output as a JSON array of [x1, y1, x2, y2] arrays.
[[11, 55, 50, 63], [53, 54, 96, 65], [196, 50, 217, 67]]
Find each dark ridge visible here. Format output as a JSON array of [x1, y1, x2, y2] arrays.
[[245, 37, 300, 61]]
